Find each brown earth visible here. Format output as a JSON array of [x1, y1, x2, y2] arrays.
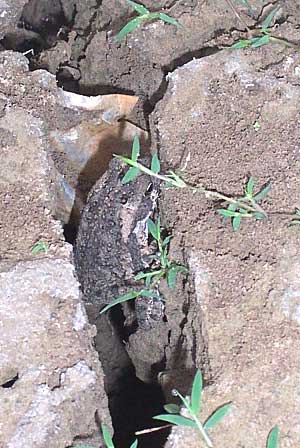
[[1, 0, 300, 447]]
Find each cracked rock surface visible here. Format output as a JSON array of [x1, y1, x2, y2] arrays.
[[0, 51, 111, 447], [152, 46, 300, 446]]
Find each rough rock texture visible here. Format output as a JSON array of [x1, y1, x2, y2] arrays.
[[0, 0, 27, 40], [0, 51, 111, 447], [152, 46, 300, 446], [0, 50, 145, 228]]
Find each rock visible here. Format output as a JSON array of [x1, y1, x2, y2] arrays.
[[0, 50, 147, 226], [0, 0, 28, 40], [152, 46, 300, 446], [0, 261, 110, 448], [0, 50, 111, 447]]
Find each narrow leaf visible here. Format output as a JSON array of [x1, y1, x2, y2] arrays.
[[162, 235, 172, 247], [156, 216, 161, 241], [140, 289, 161, 299], [231, 39, 251, 49], [166, 171, 187, 188], [164, 404, 180, 414], [203, 403, 232, 430], [129, 440, 138, 448], [167, 267, 178, 289], [101, 424, 114, 448], [153, 414, 197, 427], [217, 209, 240, 218], [246, 176, 254, 196], [262, 5, 280, 30], [232, 215, 241, 231], [147, 218, 159, 240], [127, 0, 149, 15], [253, 183, 271, 201], [251, 34, 270, 48], [31, 241, 49, 254], [99, 291, 140, 314], [159, 13, 181, 27], [115, 17, 143, 42], [135, 270, 161, 281], [151, 153, 161, 174], [191, 369, 203, 414], [122, 166, 141, 184], [145, 276, 151, 286], [131, 135, 140, 161], [267, 425, 279, 448], [254, 212, 266, 220]]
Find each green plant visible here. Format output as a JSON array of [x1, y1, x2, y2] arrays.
[[116, 0, 181, 42], [217, 176, 271, 231], [231, 4, 300, 50], [73, 424, 138, 448], [100, 217, 188, 314], [135, 217, 188, 288], [102, 424, 138, 448], [267, 425, 279, 448], [153, 369, 231, 448], [291, 208, 300, 225], [115, 136, 270, 232], [31, 240, 49, 254]]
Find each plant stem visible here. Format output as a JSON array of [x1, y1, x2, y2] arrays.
[[193, 417, 213, 448], [176, 390, 213, 447], [197, 189, 267, 216], [269, 36, 300, 49]]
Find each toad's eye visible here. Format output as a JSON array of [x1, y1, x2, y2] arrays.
[[145, 182, 154, 196], [121, 195, 128, 204]]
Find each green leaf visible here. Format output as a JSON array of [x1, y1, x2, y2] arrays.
[[251, 34, 270, 48], [115, 17, 144, 42], [162, 235, 172, 247], [222, 203, 237, 222], [127, 0, 149, 15], [99, 291, 141, 314], [166, 171, 187, 188], [135, 270, 162, 281], [151, 153, 160, 174], [164, 404, 181, 414], [131, 135, 140, 161], [253, 182, 271, 201], [158, 13, 181, 27], [129, 439, 138, 448], [101, 424, 114, 448], [31, 240, 49, 254], [167, 267, 178, 289], [262, 5, 280, 30], [267, 425, 279, 448], [140, 289, 161, 299], [231, 39, 251, 49], [217, 209, 241, 218], [122, 166, 141, 184], [191, 369, 202, 414], [147, 218, 159, 241], [203, 403, 232, 430], [246, 176, 254, 197], [153, 414, 197, 427], [232, 215, 241, 231], [291, 220, 300, 225], [254, 212, 266, 220]]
